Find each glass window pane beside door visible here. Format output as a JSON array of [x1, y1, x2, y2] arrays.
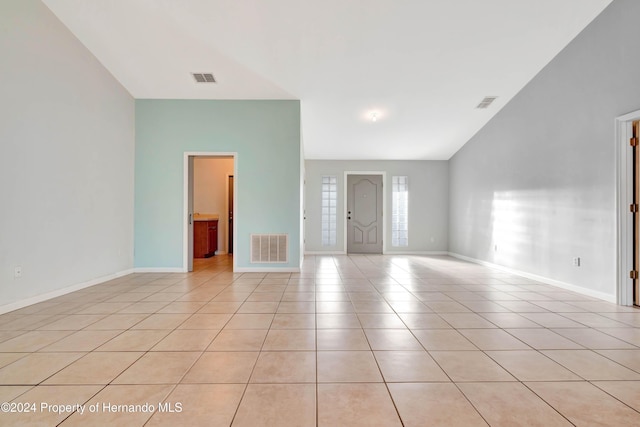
[[322, 176, 337, 246], [392, 176, 408, 247]]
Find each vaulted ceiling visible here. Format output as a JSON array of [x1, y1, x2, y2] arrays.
[[42, 0, 612, 159]]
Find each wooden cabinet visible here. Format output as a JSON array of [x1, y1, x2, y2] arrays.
[[194, 220, 218, 258]]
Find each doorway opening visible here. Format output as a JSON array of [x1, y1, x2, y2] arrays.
[[183, 152, 237, 272], [344, 172, 385, 254]]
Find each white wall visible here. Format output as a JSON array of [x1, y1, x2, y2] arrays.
[[449, 0, 640, 300], [0, 0, 135, 311], [305, 160, 448, 253], [194, 157, 234, 253]]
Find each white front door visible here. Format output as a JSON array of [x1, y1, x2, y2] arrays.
[[347, 174, 383, 254]]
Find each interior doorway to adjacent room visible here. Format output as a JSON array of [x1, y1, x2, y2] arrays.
[[184, 153, 237, 272]]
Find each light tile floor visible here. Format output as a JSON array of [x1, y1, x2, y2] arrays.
[[0, 255, 639, 426]]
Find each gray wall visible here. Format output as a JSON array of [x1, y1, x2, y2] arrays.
[[0, 1, 135, 309], [305, 160, 448, 253], [449, 0, 640, 298]]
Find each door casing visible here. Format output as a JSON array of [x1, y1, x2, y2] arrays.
[[183, 152, 237, 272], [616, 110, 640, 306], [228, 175, 234, 255]]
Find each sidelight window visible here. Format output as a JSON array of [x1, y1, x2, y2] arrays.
[[392, 176, 408, 247], [321, 176, 337, 246]]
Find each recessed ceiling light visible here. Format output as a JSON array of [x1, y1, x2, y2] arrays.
[[361, 109, 386, 123], [476, 96, 497, 109], [192, 73, 216, 83]]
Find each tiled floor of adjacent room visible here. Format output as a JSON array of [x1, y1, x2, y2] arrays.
[[0, 255, 639, 426]]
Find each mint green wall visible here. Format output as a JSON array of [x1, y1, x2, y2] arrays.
[[135, 100, 301, 270]]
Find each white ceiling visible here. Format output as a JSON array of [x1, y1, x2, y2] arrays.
[[42, 0, 612, 160]]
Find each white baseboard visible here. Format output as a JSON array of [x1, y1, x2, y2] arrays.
[[132, 267, 185, 273], [305, 251, 449, 256], [215, 251, 228, 255], [448, 252, 616, 303], [235, 267, 301, 273], [384, 251, 449, 256], [0, 268, 135, 315]]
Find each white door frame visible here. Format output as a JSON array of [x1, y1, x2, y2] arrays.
[[226, 173, 234, 255], [344, 171, 387, 254], [183, 152, 238, 272], [615, 109, 640, 306]]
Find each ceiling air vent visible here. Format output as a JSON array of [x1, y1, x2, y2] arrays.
[[192, 73, 216, 83], [476, 96, 497, 109]]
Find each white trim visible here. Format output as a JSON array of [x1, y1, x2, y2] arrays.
[[300, 137, 306, 270], [133, 267, 184, 273], [235, 267, 301, 273], [183, 152, 238, 273], [449, 252, 616, 303], [344, 171, 387, 254], [615, 110, 640, 306], [385, 251, 449, 256], [0, 269, 134, 315], [226, 173, 233, 256], [305, 250, 447, 256]]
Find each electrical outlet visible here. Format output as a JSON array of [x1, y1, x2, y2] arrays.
[[573, 257, 580, 267], [14, 266, 22, 278]]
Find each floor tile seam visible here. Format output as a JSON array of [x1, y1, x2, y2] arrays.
[[539, 348, 640, 379], [588, 380, 640, 415], [457, 327, 533, 351], [596, 311, 640, 324], [500, 326, 587, 351], [349, 309, 383, 392], [36, 328, 157, 353], [552, 311, 622, 329], [549, 328, 640, 350], [424, 363, 492, 426], [537, 348, 640, 381], [115, 298, 176, 315], [383, 295, 483, 356], [35, 313, 114, 332], [44, 383, 111, 426], [481, 348, 586, 382], [227, 349, 299, 425], [154, 326, 221, 352], [0, 331, 79, 353], [591, 349, 640, 375], [518, 380, 584, 426], [591, 327, 640, 348], [155, 304, 236, 338], [41, 349, 146, 388]]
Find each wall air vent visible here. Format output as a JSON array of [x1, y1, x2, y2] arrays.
[[192, 73, 216, 83], [476, 96, 498, 109], [251, 234, 288, 263]]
